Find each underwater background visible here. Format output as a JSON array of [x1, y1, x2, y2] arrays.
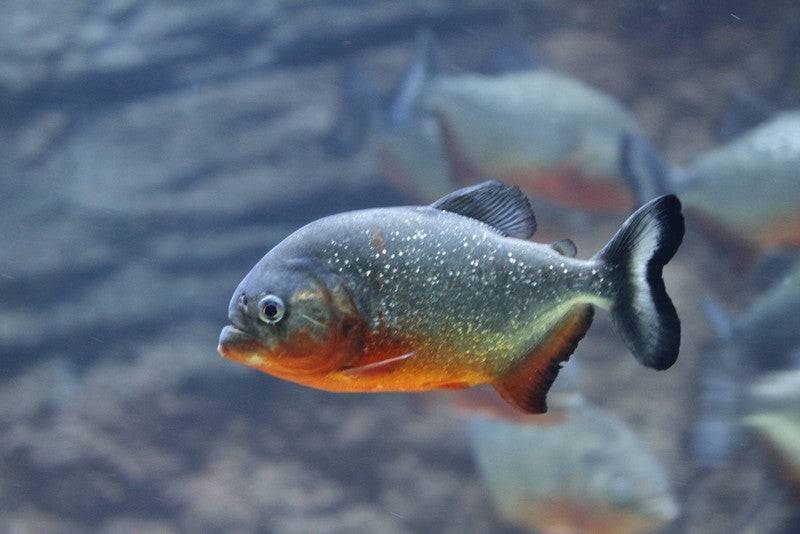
[[2, 1, 800, 532]]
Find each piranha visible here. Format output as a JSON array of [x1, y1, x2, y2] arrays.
[[464, 402, 679, 534], [422, 69, 668, 212], [327, 31, 669, 212], [689, 262, 800, 470], [687, 342, 749, 470], [742, 366, 800, 496], [623, 111, 800, 257], [218, 180, 684, 413], [325, 30, 453, 201], [703, 261, 800, 371]]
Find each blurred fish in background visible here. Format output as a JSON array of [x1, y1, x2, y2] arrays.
[[680, 111, 800, 257], [463, 399, 678, 534], [423, 69, 666, 214], [328, 29, 668, 216], [704, 261, 800, 371], [374, 30, 455, 201], [743, 365, 800, 497], [622, 106, 800, 267], [453, 360, 678, 534], [687, 342, 749, 471], [327, 30, 453, 202], [688, 261, 800, 471], [685, 265, 800, 530]]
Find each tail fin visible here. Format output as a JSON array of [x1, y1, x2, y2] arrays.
[[386, 28, 438, 128], [688, 343, 744, 470], [619, 134, 679, 205], [713, 90, 776, 143], [595, 194, 685, 370], [325, 60, 383, 156]]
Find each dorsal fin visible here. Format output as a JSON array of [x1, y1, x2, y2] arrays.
[[431, 180, 537, 239], [387, 29, 438, 128], [493, 304, 594, 414], [551, 239, 577, 257]]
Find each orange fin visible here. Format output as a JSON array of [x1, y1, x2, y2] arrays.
[[493, 304, 594, 414], [342, 351, 415, 377]]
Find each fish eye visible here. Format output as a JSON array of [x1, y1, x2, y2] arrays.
[[258, 295, 285, 324]]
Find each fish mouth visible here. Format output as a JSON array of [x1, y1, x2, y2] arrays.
[[217, 325, 327, 376], [218, 325, 268, 360]]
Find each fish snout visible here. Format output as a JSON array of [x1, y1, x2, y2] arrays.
[[217, 325, 264, 361], [217, 325, 241, 359]]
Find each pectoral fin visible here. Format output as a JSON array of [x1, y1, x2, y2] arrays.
[[493, 304, 594, 414], [342, 351, 415, 377]]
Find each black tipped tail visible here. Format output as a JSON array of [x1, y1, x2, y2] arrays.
[[595, 194, 685, 370]]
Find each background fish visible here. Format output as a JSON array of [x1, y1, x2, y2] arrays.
[[688, 266, 800, 469], [328, 32, 668, 214], [703, 261, 800, 371], [374, 31, 455, 201], [465, 402, 679, 534], [325, 31, 454, 202], [623, 112, 800, 258], [687, 342, 749, 470], [218, 181, 684, 413], [423, 70, 667, 212], [681, 112, 800, 252], [743, 367, 800, 496]]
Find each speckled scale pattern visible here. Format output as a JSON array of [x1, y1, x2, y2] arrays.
[[279, 205, 618, 389]]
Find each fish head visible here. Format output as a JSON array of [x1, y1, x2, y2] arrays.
[[218, 256, 364, 377]]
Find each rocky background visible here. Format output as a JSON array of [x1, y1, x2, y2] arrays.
[[1, 1, 799, 532]]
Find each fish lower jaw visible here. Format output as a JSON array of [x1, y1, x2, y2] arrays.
[[217, 326, 278, 367]]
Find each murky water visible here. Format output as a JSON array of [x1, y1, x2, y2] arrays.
[[2, 2, 800, 532]]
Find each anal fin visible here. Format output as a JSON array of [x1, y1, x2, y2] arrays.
[[493, 304, 594, 414]]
